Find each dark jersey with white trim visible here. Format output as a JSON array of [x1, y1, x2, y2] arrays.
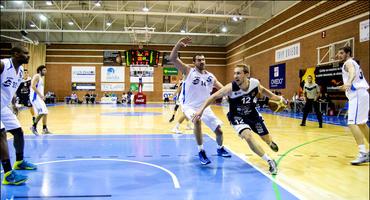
[[228, 78, 260, 118], [16, 77, 31, 100]]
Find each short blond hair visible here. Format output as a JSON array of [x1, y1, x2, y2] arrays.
[[236, 64, 250, 74]]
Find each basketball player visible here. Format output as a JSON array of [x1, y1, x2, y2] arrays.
[[170, 79, 193, 133], [169, 37, 231, 165], [193, 64, 283, 174], [300, 75, 323, 128], [30, 65, 52, 135], [169, 80, 183, 122], [337, 46, 369, 165], [1, 46, 37, 185], [16, 68, 35, 123]]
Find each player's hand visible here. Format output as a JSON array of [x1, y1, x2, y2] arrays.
[[278, 96, 288, 105], [12, 105, 19, 116], [40, 95, 45, 100], [192, 111, 203, 122], [339, 83, 351, 91], [177, 37, 192, 47]]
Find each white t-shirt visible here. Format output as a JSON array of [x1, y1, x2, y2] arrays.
[[182, 68, 216, 108], [1, 58, 24, 109], [342, 58, 369, 91], [30, 74, 45, 102]]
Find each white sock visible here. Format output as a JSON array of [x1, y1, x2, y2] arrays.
[[175, 123, 180, 129], [198, 145, 204, 151], [358, 145, 366, 153], [261, 154, 271, 161], [218, 145, 223, 149]]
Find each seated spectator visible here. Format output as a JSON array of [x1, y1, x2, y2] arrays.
[[70, 92, 78, 104], [122, 92, 127, 104], [290, 92, 305, 112], [127, 90, 133, 104], [84, 92, 91, 104], [319, 92, 335, 111], [90, 91, 96, 104]]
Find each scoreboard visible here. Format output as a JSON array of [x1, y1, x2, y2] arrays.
[[125, 50, 160, 66]]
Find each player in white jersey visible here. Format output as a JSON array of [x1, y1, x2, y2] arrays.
[[169, 37, 231, 165], [193, 65, 286, 175], [1, 46, 37, 185], [170, 80, 193, 133], [30, 65, 52, 135], [337, 46, 369, 165]]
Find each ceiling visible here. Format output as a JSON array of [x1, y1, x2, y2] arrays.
[[0, 1, 297, 46]]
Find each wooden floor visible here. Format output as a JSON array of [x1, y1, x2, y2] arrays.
[[14, 103, 369, 200]]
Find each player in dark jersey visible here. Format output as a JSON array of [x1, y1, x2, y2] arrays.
[[16, 69, 35, 123], [193, 64, 287, 175]]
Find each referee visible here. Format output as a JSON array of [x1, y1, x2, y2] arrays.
[[300, 75, 323, 128]]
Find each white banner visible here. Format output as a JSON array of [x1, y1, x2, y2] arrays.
[[130, 65, 154, 83], [72, 66, 96, 83], [101, 83, 125, 91], [275, 43, 300, 62], [360, 19, 369, 42], [143, 83, 154, 92], [101, 66, 125, 82]]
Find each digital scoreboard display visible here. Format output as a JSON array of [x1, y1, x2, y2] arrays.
[[125, 50, 160, 66]]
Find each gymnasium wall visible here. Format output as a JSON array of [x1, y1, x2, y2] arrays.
[[225, 1, 370, 100], [1, 44, 226, 101]]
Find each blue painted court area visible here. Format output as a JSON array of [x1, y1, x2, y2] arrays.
[[1, 134, 298, 200]]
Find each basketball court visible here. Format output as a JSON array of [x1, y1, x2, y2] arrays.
[[0, 1, 369, 200]]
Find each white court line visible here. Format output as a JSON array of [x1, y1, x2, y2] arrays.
[[205, 133, 306, 200], [0, 158, 181, 189], [22, 138, 195, 141]]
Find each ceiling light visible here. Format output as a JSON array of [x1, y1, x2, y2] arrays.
[[215, 34, 220, 37], [68, 21, 74, 25], [238, 16, 243, 20], [221, 26, 227, 33], [232, 16, 238, 22], [95, 1, 101, 7], [0, 5, 4, 8], [46, 1, 52, 6], [39, 14, 47, 22], [106, 22, 112, 26], [180, 29, 186, 33], [142, 7, 149, 12], [30, 23, 36, 28], [14, 1, 23, 4]]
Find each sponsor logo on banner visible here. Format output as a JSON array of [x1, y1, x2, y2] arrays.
[[269, 63, 286, 89], [72, 66, 95, 83], [163, 67, 178, 76], [360, 19, 369, 42], [275, 43, 300, 62], [101, 66, 124, 82], [101, 83, 125, 91], [72, 83, 96, 90]]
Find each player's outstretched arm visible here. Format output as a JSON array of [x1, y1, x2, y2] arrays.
[[193, 83, 232, 121], [213, 77, 224, 90], [169, 37, 192, 76], [259, 84, 284, 102]]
